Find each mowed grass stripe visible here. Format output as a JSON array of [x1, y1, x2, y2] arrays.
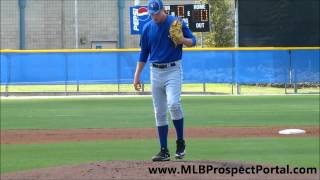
[[1, 95, 319, 129], [1, 137, 319, 173]]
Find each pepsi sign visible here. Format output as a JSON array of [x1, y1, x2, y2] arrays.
[[130, 6, 151, 35]]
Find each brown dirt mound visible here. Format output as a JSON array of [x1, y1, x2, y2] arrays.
[[1, 126, 319, 144], [1, 160, 319, 180]]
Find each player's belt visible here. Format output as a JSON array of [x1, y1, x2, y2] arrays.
[[152, 62, 176, 69]]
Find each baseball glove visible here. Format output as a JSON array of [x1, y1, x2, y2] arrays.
[[169, 19, 184, 47]]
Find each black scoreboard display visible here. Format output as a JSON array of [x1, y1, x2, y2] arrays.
[[164, 4, 210, 32]]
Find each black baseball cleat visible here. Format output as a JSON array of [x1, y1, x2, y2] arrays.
[[152, 147, 170, 162], [175, 139, 186, 159]]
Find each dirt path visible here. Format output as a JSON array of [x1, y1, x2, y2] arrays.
[[1, 160, 319, 180], [1, 126, 318, 144]]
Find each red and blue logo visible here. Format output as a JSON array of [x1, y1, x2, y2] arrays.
[[130, 6, 152, 34], [137, 7, 150, 21]]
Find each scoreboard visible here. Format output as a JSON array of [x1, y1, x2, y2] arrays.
[[130, 4, 210, 35], [164, 4, 210, 32]]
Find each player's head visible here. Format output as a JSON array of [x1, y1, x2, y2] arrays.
[[148, 0, 166, 23]]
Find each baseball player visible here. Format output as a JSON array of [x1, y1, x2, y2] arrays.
[[133, 0, 196, 161]]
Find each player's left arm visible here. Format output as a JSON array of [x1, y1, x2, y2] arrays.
[[179, 21, 197, 47]]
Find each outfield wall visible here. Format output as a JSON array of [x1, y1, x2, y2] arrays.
[[0, 48, 319, 85]]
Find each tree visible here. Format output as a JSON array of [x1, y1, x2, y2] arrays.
[[200, 0, 235, 47]]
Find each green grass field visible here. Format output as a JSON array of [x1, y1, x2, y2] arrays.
[[1, 96, 319, 129], [1, 138, 319, 173], [1, 95, 319, 173]]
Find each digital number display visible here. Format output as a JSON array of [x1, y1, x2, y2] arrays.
[[164, 4, 210, 32]]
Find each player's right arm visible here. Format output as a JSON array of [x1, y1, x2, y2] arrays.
[[133, 62, 145, 91], [133, 25, 150, 91]]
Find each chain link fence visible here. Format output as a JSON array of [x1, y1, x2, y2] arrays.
[[1, 0, 208, 49]]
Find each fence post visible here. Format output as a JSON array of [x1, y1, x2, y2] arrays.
[[294, 83, 298, 94], [202, 83, 206, 93], [64, 83, 68, 95], [236, 84, 241, 95], [5, 84, 9, 97], [284, 83, 287, 94], [18, 0, 26, 50], [77, 82, 80, 93], [74, 0, 79, 49], [234, 0, 240, 95], [118, 0, 125, 48], [288, 49, 292, 94], [231, 83, 234, 95]]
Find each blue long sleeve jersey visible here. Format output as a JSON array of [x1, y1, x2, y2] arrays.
[[139, 15, 196, 64]]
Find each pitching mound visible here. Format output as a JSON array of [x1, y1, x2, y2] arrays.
[[1, 160, 319, 180]]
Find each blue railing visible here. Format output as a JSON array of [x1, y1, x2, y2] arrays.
[[0, 48, 319, 85]]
